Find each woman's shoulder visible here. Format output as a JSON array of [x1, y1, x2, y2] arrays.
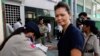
[[90, 33, 98, 41], [10, 33, 26, 43], [68, 24, 82, 35]]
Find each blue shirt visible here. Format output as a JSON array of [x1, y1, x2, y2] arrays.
[[58, 24, 84, 56]]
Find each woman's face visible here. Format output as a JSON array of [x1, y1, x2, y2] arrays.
[[82, 25, 90, 33], [26, 32, 35, 38], [55, 7, 71, 27], [40, 19, 44, 24]]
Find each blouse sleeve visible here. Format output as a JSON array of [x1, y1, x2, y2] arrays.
[[93, 36, 100, 55], [70, 31, 84, 52]]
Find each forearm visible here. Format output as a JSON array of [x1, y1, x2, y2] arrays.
[[71, 48, 82, 56]]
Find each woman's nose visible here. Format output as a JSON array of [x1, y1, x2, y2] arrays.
[[57, 16, 62, 20]]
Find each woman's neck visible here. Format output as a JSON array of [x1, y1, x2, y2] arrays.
[[62, 22, 71, 33], [40, 23, 44, 26], [85, 30, 91, 37]]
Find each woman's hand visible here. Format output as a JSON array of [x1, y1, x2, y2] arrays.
[[45, 45, 57, 50]]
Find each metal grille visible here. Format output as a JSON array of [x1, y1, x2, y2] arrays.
[[5, 4, 20, 27]]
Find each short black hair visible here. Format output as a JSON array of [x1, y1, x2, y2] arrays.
[[17, 18, 21, 21], [54, 2, 71, 15], [83, 20, 98, 35], [82, 20, 95, 27], [79, 12, 87, 17]]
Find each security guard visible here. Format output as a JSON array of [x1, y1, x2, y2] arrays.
[[82, 20, 100, 56], [0, 21, 46, 56]]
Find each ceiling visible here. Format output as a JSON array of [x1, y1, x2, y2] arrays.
[[95, 0, 100, 3]]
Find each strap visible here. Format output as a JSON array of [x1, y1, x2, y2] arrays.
[[83, 35, 93, 52]]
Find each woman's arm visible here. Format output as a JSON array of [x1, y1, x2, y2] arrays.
[[93, 36, 100, 56], [46, 45, 57, 50], [71, 48, 82, 56]]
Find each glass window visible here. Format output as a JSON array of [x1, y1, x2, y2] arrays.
[[96, 4, 100, 18], [62, 0, 70, 6], [77, 4, 83, 13], [85, 8, 91, 14]]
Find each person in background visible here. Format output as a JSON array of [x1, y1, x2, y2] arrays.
[[38, 18, 48, 45], [6, 23, 14, 37], [56, 24, 62, 40], [82, 20, 100, 56], [0, 21, 46, 56], [47, 2, 84, 56], [46, 20, 52, 43], [76, 12, 90, 30], [14, 18, 22, 30]]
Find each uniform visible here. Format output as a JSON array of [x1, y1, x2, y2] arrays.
[[83, 33, 100, 56], [0, 33, 46, 56], [38, 24, 48, 44]]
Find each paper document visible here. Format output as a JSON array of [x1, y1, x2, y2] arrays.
[[36, 44, 48, 52]]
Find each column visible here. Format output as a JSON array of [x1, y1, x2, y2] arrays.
[[0, 0, 4, 45], [70, 0, 74, 23], [20, 1, 25, 26], [73, 0, 77, 26]]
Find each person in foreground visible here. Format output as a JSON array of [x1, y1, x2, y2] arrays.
[[0, 21, 46, 56], [47, 2, 84, 56]]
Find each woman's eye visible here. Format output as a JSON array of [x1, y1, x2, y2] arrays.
[[61, 14, 64, 16]]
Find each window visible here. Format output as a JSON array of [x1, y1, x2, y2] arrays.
[[77, 4, 83, 13], [85, 8, 91, 14], [5, 4, 20, 27]]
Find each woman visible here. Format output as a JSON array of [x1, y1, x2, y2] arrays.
[[82, 20, 100, 56], [0, 21, 46, 56], [47, 2, 84, 56], [38, 18, 48, 45]]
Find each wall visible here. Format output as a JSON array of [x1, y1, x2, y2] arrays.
[[0, 0, 4, 45], [24, 0, 57, 10], [77, 0, 83, 6]]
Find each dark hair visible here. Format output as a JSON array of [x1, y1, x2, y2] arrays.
[[79, 12, 87, 17], [83, 20, 98, 35], [38, 17, 45, 24], [17, 18, 21, 21], [54, 2, 71, 15], [25, 21, 41, 39], [38, 17, 44, 22], [0, 21, 40, 50]]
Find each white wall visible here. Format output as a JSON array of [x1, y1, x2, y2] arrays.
[[4, 1, 21, 6], [24, 0, 57, 10], [0, 0, 4, 45], [20, 3, 25, 26]]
